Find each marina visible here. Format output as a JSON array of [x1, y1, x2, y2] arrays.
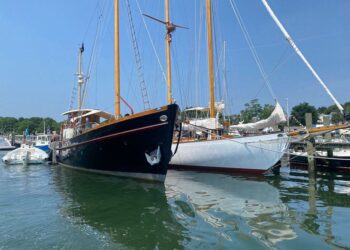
[[0, 155, 349, 249], [1, 0, 350, 249]]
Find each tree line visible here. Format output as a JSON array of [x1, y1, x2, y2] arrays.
[[0, 117, 60, 135], [226, 99, 350, 126], [2, 100, 349, 135]]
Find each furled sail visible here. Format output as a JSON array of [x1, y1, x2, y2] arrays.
[[188, 118, 223, 130], [230, 102, 286, 131]]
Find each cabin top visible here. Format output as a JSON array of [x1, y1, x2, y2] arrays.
[[62, 109, 114, 121]]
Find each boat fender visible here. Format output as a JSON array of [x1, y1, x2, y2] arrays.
[[145, 146, 161, 166]]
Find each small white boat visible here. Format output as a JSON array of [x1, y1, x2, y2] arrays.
[[0, 136, 15, 150], [2, 145, 48, 165]]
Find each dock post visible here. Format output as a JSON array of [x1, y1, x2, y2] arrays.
[[306, 113, 315, 174], [323, 115, 332, 142], [52, 142, 57, 165], [11, 133, 15, 146]]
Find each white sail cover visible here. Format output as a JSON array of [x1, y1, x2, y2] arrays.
[[188, 118, 223, 130], [230, 102, 286, 131]]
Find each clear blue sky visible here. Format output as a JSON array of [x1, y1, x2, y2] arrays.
[[0, 0, 349, 121]]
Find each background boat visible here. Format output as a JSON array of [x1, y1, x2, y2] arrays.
[[0, 136, 15, 150]]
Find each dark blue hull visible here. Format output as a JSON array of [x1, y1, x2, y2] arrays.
[[57, 104, 179, 182]]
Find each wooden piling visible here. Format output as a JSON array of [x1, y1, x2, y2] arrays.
[[323, 115, 332, 142], [305, 113, 316, 173], [52, 142, 57, 165]]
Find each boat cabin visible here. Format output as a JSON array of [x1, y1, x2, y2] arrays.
[[61, 109, 114, 139]]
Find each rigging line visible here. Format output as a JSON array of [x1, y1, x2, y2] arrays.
[[74, 0, 110, 130], [68, 76, 77, 111], [229, 0, 277, 102], [261, 0, 344, 114], [81, 1, 106, 109], [125, 0, 150, 110], [171, 44, 183, 105], [254, 44, 290, 99], [195, 1, 204, 107], [135, 0, 167, 85], [82, 0, 102, 41], [81, 0, 110, 108], [212, 1, 223, 101], [222, 41, 232, 117], [214, 42, 224, 101]]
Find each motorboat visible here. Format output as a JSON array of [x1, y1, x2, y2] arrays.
[[2, 145, 48, 165], [0, 136, 15, 150]]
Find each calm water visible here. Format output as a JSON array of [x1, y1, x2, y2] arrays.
[[1, 152, 350, 249]]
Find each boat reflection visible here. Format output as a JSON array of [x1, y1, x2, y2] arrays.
[[165, 171, 297, 248], [270, 169, 350, 248], [52, 167, 187, 249]]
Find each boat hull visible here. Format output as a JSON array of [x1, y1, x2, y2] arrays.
[[170, 133, 289, 174], [35, 145, 50, 153], [0, 146, 16, 151], [2, 146, 48, 165], [57, 104, 179, 182]]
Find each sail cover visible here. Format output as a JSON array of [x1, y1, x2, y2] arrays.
[[189, 118, 223, 130], [230, 102, 286, 131]]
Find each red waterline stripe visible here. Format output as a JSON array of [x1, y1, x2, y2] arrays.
[[58, 122, 168, 150], [169, 164, 268, 175]]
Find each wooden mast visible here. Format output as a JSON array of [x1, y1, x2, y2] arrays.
[[114, 0, 121, 118], [206, 0, 215, 118], [165, 0, 172, 104]]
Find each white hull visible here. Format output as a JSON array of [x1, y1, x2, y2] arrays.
[[170, 133, 290, 173]]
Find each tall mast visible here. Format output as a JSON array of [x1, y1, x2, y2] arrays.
[[77, 44, 84, 111], [114, 0, 121, 118], [206, 0, 215, 118], [165, 0, 172, 104]]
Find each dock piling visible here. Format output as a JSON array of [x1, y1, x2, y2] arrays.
[[306, 113, 316, 173]]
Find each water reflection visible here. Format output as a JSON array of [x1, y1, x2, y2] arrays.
[[165, 171, 297, 248], [31, 163, 350, 249], [270, 169, 350, 249], [52, 168, 187, 249]]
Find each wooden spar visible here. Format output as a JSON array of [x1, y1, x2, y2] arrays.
[[288, 124, 350, 137], [206, 0, 215, 118], [165, 0, 172, 104], [114, 0, 121, 118], [261, 0, 344, 114]]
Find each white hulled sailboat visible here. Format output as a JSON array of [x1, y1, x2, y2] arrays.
[[169, 0, 289, 174]]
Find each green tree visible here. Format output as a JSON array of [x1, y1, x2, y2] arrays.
[[261, 104, 275, 119], [290, 102, 318, 126], [317, 106, 327, 114], [0, 116, 61, 134], [240, 99, 262, 123], [0, 117, 18, 133], [325, 105, 343, 124]]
